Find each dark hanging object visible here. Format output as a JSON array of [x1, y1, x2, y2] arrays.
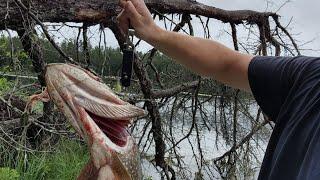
[[121, 28, 135, 87]]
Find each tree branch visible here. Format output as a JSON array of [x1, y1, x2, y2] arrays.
[[152, 81, 199, 98], [1, 0, 277, 29], [13, 0, 78, 64]]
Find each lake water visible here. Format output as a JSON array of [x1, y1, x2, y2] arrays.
[[131, 98, 271, 180]]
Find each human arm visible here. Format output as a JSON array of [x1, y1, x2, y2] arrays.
[[117, 0, 254, 91]]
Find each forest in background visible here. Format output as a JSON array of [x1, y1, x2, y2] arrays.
[[0, 34, 207, 87]]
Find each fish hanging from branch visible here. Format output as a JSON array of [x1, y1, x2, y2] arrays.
[[26, 63, 147, 180]]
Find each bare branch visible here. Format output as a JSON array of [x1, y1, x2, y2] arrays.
[[13, 0, 78, 64]]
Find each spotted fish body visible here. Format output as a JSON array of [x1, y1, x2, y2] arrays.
[[29, 63, 145, 180]]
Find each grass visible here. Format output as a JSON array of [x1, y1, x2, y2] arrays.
[[0, 78, 88, 179], [0, 138, 89, 180]]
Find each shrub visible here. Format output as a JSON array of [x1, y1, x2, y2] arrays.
[[0, 167, 20, 180]]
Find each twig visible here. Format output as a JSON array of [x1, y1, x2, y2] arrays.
[[14, 0, 78, 64]]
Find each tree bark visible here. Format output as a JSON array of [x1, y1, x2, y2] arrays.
[[17, 27, 55, 146], [109, 22, 176, 179], [1, 0, 276, 30], [17, 28, 55, 117]]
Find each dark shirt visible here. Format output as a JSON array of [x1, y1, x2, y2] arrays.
[[248, 56, 320, 180]]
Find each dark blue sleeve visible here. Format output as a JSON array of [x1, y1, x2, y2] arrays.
[[248, 56, 319, 122], [251, 56, 320, 179]]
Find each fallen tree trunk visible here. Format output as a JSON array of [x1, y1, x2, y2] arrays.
[[1, 0, 275, 30]]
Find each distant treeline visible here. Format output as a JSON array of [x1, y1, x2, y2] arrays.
[[0, 35, 191, 81], [0, 35, 248, 98]]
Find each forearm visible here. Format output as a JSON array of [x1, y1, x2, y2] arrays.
[[117, 0, 253, 91], [147, 27, 253, 91]]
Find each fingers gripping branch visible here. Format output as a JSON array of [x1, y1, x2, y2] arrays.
[[117, 0, 158, 40]]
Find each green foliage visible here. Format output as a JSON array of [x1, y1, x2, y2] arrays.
[[43, 139, 89, 180], [0, 137, 89, 180], [144, 176, 153, 180], [0, 35, 32, 71], [113, 79, 122, 93], [10, 139, 89, 180], [16, 51, 29, 62], [30, 101, 44, 113], [0, 167, 20, 180], [0, 78, 12, 95], [18, 154, 50, 180]]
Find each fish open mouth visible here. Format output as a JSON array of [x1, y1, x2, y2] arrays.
[[86, 110, 130, 147]]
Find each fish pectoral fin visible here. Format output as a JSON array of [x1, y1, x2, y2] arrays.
[[25, 87, 51, 113], [110, 153, 132, 180], [77, 97, 147, 120]]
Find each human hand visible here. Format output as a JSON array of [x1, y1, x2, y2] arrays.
[[117, 0, 161, 42]]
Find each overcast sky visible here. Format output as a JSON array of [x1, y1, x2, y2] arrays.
[[29, 0, 320, 56], [202, 0, 320, 55]]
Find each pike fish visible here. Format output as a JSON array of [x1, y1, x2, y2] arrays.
[[27, 63, 146, 180]]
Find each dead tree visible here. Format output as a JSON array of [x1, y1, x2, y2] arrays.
[[0, 0, 301, 179]]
